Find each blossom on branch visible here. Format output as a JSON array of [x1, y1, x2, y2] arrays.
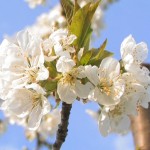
[[1, 84, 50, 130], [85, 57, 125, 106]]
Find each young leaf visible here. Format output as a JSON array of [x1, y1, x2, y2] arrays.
[[73, 0, 81, 15], [45, 61, 57, 78], [61, 0, 74, 25], [70, 1, 100, 50], [80, 50, 92, 65], [92, 39, 107, 60], [88, 39, 113, 66]]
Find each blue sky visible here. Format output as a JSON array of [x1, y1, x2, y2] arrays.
[[0, 0, 150, 150]]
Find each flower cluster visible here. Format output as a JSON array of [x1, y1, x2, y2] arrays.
[[88, 35, 150, 136], [0, 27, 149, 136], [0, 30, 50, 130]]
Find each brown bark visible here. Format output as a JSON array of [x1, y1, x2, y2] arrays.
[[52, 102, 72, 150], [131, 106, 150, 150], [131, 63, 150, 150]]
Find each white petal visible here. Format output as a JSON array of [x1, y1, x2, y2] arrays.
[[25, 83, 46, 95], [112, 79, 125, 100], [133, 42, 148, 64], [100, 57, 120, 78], [36, 65, 49, 81], [17, 29, 42, 57], [42, 96, 51, 115], [93, 87, 120, 106], [75, 80, 93, 99], [17, 30, 30, 51], [1, 89, 32, 117], [27, 105, 43, 130], [54, 43, 63, 56], [98, 112, 110, 136], [56, 56, 75, 73], [57, 81, 76, 104], [50, 29, 68, 42], [113, 115, 130, 133], [66, 35, 76, 45], [85, 65, 99, 86], [120, 35, 136, 58]]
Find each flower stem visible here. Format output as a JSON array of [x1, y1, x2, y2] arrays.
[[52, 102, 72, 150]]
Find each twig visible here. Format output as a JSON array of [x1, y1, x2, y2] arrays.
[[52, 102, 72, 150], [36, 133, 52, 150]]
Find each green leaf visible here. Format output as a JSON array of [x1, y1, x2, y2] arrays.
[[80, 50, 92, 65], [44, 80, 57, 92], [61, 0, 74, 25], [45, 61, 57, 78], [92, 39, 107, 60], [73, 0, 81, 15], [88, 39, 113, 66], [83, 28, 93, 50], [70, 1, 100, 50]]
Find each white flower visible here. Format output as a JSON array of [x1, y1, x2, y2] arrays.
[[1, 83, 50, 130], [99, 99, 137, 136], [85, 57, 125, 106], [122, 73, 145, 98], [43, 29, 76, 60], [57, 57, 93, 104], [38, 109, 61, 138], [25, 0, 45, 8], [25, 108, 61, 140], [120, 35, 150, 108], [122, 73, 150, 109], [120, 35, 148, 74], [0, 29, 49, 90]]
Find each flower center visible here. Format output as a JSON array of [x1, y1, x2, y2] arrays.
[[31, 92, 42, 108], [62, 68, 79, 85], [109, 104, 125, 117], [98, 78, 113, 96], [25, 67, 39, 83]]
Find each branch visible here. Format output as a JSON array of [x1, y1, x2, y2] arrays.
[[52, 102, 72, 150], [36, 133, 52, 150]]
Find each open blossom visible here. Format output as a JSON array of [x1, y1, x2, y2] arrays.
[[1, 84, 50, 130], [25, 108, 61, 141], [43, 29, 76, 61], [99, 98, 137, 136], [57, 56, 93, 104], [121, 35, 148, 68], [25, 0, 45, 8], [85, 57, 125, 106], [0, 29, 49, 91], [122, 73, 150, 109], [38, 109, 61, 138], [120, 35, 150, 108]]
